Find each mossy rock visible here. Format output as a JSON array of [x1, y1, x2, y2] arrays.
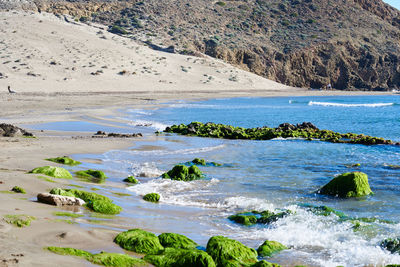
[[30, 166, 72, 179], [143, 193, 160, 203], [114, 229, 164, 254], [11, 186, 26, 194], [4, 214, 35, 227], [158, 233, 198, 249], [144, 247, 216, 267], [206, 236, 258, 267], [46, 157, 81, 166], [298, 203, 347, 219], [75, 169, 107, 180], [257, 240, 287, 257], [319, 172, 373, 198], [192, 158, 206, 165], [162, 165, 203, 181], [49, 188, 111, 203], [380, 238, 400, 254], [256, 210, 291, 224], [228, 214, 257, 226], [123, 176, 139, 184], [86, 200, 122, 215], [251, 260, 282, 267], [47, 247, 147, 267]]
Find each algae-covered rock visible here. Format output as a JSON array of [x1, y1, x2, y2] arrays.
[[319, 172, 373, 198], [257, 240, 287, 257], [192, 158, 206, 165], [256, 210, 291, 224], [299, 203, 347, 219], [4, 214, 35, 227], [123, 176, 139, 184], [86, 200, 122, 215], [144, 247, 216, 267], [11, 186, 26, 194], [30, 166, 72, 179], [206, 236, 258, 267], [49, 188, 110, 203], [114, 229, 164, 254], [91, 252, 148, 267], [143, 193, 160, 203], [251, 260, 282, 267], [228, 214, 257, 226], [380, 238, 400, 254], [47, 247, 147, 267], [158, 233, 198, 249], [46, 157, 81, 166], [75, 169, 107, 182], [162, 165, 203, 181]]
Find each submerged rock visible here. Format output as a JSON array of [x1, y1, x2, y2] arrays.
[[299, 203, 347, 218], [93, 131, 143, 138], [30, 166, 72, 179], [228, 214, 257, 226], [158, 233, 198, 249], [192, 158, 206, 166], [318, 172, 373, 198], [86, 199, 122, 215], [114, 229, 164, 254], [228, 210, 291, 226], [251, 260, 282, 267], [206, 236, 258, 267], [380, 238, 400, 254], [46, 156, 81, 166], [162, 165, 203, 181], [75, 169, 107, 179], [143, 193, 160, 203], [257, 240, 287, 257], [37, 193, 85, 206], [144, 247, 216, 267], [11, 186, 26, 194], [123, 176, 139, 184]]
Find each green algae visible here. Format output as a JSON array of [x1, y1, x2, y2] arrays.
[[75, 169, 107, 183], [164, 122, 394, 146], [30, 166, 72, 179], [206, 236, 258, 267], [112, 192, 132, 197], [47, 247, 147, 267], [67, 184, 84, 188], [86, 200, 122, 215], [37, 175, 57, 183], [319, 172, 373, 198], [46, 156, 81, 166], [52, 212, 84, 218], [381, 238, 400, 254], [228, 210, 291, 226], [298, 203, 347, 219], [228, 214, 257, 226], [4, 214, 35, 227], [123, 176, 139, 184], [192, 158, 206, 165], [143, 193, 160, 202], [11, 186, 26, 194], [144, 247, 216, 267], [256, 240, 287, 257], [187, 158, 222, 167], [162, 165, 204, 181], [114, 229, 164, 254], [251, 260, 282, 267], [0, 190, 15, 194], [52, 219, 77, 224], [158, 233, 198, 249]]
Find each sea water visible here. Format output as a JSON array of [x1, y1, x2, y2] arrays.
[[36, 95, 400, 266]]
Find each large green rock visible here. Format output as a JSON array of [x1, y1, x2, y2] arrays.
[[144, 247, 216, 267], [46, 157, 81, 166], [256, 240, 287, 257], [192, 158, 206, 166], [319, 172, 373, 198], [162, 165, 203, 181], [206, 236, 258, 267], [114, 229, 164, 254], [228, 214, 257, 226], [158, 233, 198, 249], [380, 238, 400, 254], [30, 166, 72, 179], [86, 200, 122, 215], [123, 176, 139, 184]]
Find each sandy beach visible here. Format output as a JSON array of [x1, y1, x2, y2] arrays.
[[0, 10, 398, 267]]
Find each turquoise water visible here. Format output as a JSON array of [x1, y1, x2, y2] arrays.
[[34, 95, 400, 266]]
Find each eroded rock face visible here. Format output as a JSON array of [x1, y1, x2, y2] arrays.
[[37, 193, 85, 206], [0, 123, 33, 137]]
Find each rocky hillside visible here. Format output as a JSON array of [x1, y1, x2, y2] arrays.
[[2, 0, 400, 90]]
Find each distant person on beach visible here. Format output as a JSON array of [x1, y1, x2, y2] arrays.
[[7, 85, 16, 94], [327, 83, 332, 90]]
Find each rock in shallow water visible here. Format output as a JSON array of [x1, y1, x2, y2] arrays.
[[37, 193, 85, 206], [318, 172, 373, 198], [144, 247, 216, 267], [114, 229, 164, 254], [257, 240, 287, 257]]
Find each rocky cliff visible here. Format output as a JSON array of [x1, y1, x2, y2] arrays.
[[1, 0, 399, 90]]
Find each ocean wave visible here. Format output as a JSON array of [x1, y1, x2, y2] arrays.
[[128, 144, 226, 156], [308, 101, 394, 107], [126, 109, 154, 116], [129, 162, 162, 178], [128, 119, 169, 131]]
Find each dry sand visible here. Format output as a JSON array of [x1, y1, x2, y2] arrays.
[[0, 10, 397, 267]]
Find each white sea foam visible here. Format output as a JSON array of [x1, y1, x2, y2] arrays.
[[308, 101, 394, 107], [126, 109, 154, 116], [128, 144, 226, 156], [129, 162, 162, 178], [128, 119, 169, 131]]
